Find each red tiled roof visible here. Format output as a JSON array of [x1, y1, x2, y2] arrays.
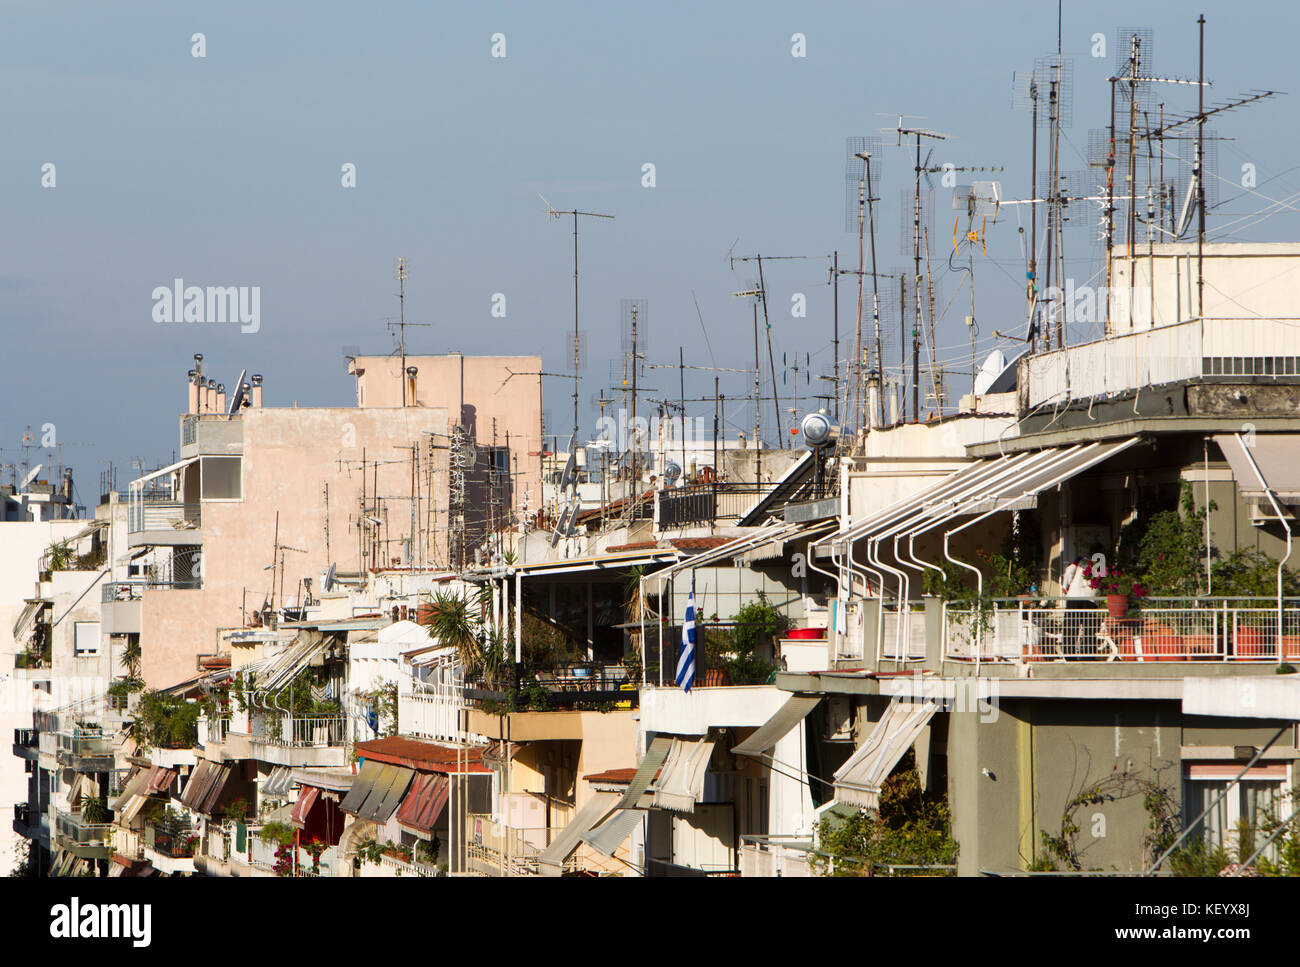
[[583, 767, 639, 784], [355, 736, 490, 774], [199, 655, 231, 670], [670, 537, 736, 552], [605, 541, 662, 553]]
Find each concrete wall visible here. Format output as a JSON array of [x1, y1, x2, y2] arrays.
[[140, 406, 447, 688]]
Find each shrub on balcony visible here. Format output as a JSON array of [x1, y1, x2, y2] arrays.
[[133, 690, 201, 751], [811, 756, 957, 876], [258, 820, 296, 848], [82, 794, 111, 824]]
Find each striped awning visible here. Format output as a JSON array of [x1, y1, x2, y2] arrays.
[[615, 735, 673, 811], [120, 795, 150, 824], [538, 792, 618, 875], [145, 766, 177, 796], [833, 699, 938, 809], [178, 759, 234, 815], [581, 807, 645, 858], [339, 760, 414, 824], [12, 600, 44, 642], [651, 738, 715, 813], [731, 694, 823, 758], [395, 773, 450, 834], [290, 785, 320, 827], [111, 768, 148, 812], [257, 631, 331, 693], [263, 766, 296, 800]]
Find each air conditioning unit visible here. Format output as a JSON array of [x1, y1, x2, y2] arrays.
[[824, 696, 854, 742]]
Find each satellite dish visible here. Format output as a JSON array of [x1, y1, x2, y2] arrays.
[[19, 464, 42, 490], [322, 563, 337, 592], [227, 368, 248, 417], [664, 460, 682, 484], [974, 349, 1024, 395]]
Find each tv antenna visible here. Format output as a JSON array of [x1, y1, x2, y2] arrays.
[[386, 258, 434, 406], [541, 195, 615, 447]]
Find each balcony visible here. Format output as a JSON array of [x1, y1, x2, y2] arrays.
[[656, 483, 769, 530], [145, 817, 197, 859], [55, 728, 115, 772], [54, 808, 114, 859], [942, 598, 1300, 666], [127, 499, 202, 547], [13, 728, 37, 761], [242, 714, 347, 768], [739, 835, 815, 877], [180, 414, 243, 458]]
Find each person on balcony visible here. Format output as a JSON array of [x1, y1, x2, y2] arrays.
[[1062, 551, 1104, 656]]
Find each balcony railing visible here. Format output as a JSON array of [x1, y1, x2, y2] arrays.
[[54, 808, 114, 848], [128, 500, 201, 534], [657, 483, 770, 529], [257, 715, 347, 748], [13, 728, 36, 749], [55, 728, 114, 769], [145, 818, 197, 859], [943, 599, 1300, 663]]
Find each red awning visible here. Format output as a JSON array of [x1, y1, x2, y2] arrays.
[[395, 773, 450, 834], [290, 785, 320, 827]]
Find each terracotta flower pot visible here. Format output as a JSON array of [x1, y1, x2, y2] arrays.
[[1234, 626, 1272, 659], [1143, 620, 1182, 661], [702, 667, 730, 687], [1106, 594, 1129, 619]]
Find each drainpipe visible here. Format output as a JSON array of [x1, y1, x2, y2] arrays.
[[1234, 433, 1292, 665], [805, 536, 843, 659]]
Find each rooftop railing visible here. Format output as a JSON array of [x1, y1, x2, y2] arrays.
[[128, 500, 201, 534], [943, 598, 1300, 664]]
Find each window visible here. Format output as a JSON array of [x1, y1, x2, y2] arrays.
[[201, 456, 242, 500], [1183, 767, 1290, 861], [73, 621, 101, 657]]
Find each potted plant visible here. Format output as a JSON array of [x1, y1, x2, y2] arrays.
[[1088, 566, 1147, 618]]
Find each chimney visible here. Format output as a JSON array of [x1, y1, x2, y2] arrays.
[[206, 378, 217, 413], [867, 374, 882, 430], [191, 354, 204, 414], [405, 366, 418, 407], [251, 374, 263, 408], [187, 370, 200, 414], [216, 383, 227, 414], [62, 468, 74, 502]]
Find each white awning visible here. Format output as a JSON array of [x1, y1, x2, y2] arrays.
[[538, 791, 619, 876], [129, 456, 197, 490], [833, 699, 938, 809], [732, 694, 823, 758], [256, 630, 330, 693], [1215, 433, 1300, 500], [12, 600, 43, 641], [652, 738, 715, 813], [581, 806, 646, 857]]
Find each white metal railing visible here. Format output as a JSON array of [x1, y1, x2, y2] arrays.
[[944, 600, 1300, 663], [465, 815, 570, 876], [739, 836, 814, 877], [299, 845, 340, 877], [1022, 317, 1297, 407], [399, 684, 473, 743], [881, 609, 928, 661], [266, 715, 346, 747], [128, 500, 201, 534]]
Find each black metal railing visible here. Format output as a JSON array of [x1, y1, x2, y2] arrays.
[[146, 818, 196, 859]]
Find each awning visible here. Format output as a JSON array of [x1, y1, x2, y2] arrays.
[[119, 795, 150, 824], [66, 774, 87, 809], [832, 438, 1142, 552], [395, 773, 450, 834], [292, 770, 354, 794], [178, 760, 234, 815], [129, 456, 197, 489], [111, 768, 148, 812], [1215, 433, 1300, 500], [732, 694, 823, 758], [537, 791, 618, 876], [581, 806, 646, 857], [290, 785, 320, 827], [615, 735, 673, 810], [339, 760, 415, 824], [263, 766, 296, 800], [652, 738, 715, 813], [12, 600, 44, 641], [833, 699, 938, 809], [145, 766, 177, 796], [256, 630, 331, 693]]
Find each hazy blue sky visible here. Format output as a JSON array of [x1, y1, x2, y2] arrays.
[[3, 0, 1297, 505]]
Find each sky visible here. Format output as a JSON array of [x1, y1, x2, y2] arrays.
[[3, 0, 1299, 508]]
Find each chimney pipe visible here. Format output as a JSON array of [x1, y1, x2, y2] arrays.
[[206, 378, 217, 413], [187, 370, 200, 414], [251, 374, 263, 408], [216, 383, 227, 414]]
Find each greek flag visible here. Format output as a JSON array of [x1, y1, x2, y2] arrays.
[[676, 578, 697, 692]]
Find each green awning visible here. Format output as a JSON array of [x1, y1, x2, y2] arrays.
[[615, 735, 673, 811]]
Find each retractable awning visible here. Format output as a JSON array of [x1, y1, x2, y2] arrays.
[[732, 694, 823, 758], [581, 806, 646, 857], [66, 774, 87, 808], [12, 600, 44, 641], [1215, 433, 1300, 500], [616, 735, 672, 811], [290, 786, 320, 827], [256, 631, 331, 693], [111, 768, 147, 812], [538, 791, 619, 876], [833, 699, 938, 809], [145, 766, 177, 796], [129, 456, 197, 489], [652, 738, 715, 813], [263, 766, 296, 800], [395, 773, 450, 834], [179, 760, 233, 815], [339, 760, 415, 824]]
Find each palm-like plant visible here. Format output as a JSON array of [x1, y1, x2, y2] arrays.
[[624, 566, 650, 666], [421, 588, 496, 680]]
